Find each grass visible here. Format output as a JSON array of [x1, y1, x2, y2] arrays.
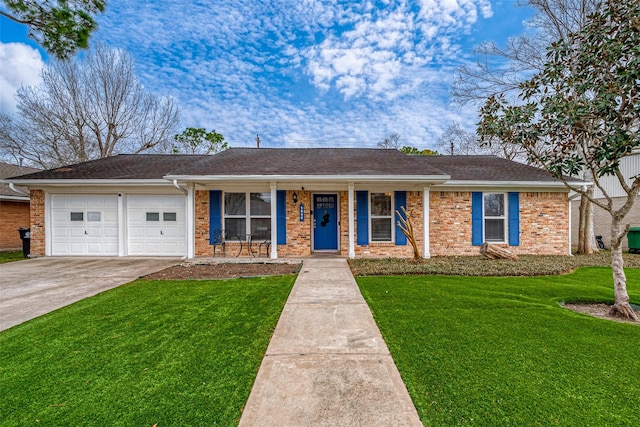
[[0, 250, 25, 264], [357, 267, 640, 426], [0, 275, 296, 426], [349, 251, 640, 277]]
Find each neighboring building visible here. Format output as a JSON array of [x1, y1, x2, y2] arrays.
[[570, 150, 640, 250], [0, 162, 40, 251], [5, 148, 582, 258]]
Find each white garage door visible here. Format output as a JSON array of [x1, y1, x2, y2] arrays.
[[127, 195, 186, 256], [51, 194, 119, 256]]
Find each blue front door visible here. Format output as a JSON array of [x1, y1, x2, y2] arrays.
[[313, 194, 338, 250]]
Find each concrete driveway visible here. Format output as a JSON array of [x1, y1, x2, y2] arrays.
[[0, 257, 179, 332]]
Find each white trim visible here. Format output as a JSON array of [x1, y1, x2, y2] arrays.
[[8, 179, 174, 186], [118, 193, 125, 256], [369, 191, 395, 244], [423, 187, 430, 259], [568, 198, 573, 256], [45, 192, 51, 256], [483, 192, 508, 244], [270, 183, 278, 259], [0, 195, 30, 202], [187, 185, 195, 259], [166, 174, 449, 183], [348, 183, 355, 259]]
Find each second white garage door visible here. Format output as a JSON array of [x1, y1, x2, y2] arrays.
[[127, 195, 186, 256]]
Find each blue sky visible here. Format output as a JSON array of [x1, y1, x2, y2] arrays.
[[0, 0, 534, 150]]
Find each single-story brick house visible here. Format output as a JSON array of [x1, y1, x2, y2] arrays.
[[5, 148, 582, 258], [0, 162, 40, 251]]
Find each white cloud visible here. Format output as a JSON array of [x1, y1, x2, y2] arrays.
[[0, 43, 44, 113], [302, 0, 493, 99], [86, 0, 499, 148]]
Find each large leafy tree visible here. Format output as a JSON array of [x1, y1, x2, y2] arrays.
[[0, 0, 106, 59], [173, 127, 228, 155], [479, 0, 640, 320], [0, 44, 180, 168], [454, 1, 603, 253]]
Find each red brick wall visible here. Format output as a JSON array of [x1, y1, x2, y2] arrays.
[[279, 190, 313, 257], [0, 200, 30, 250], [194, 190, 211, 257], [519, 192, 569, 255], [430, 191, 569, 256], [192, 188, 569, 259], [29, 190, 45, 256]]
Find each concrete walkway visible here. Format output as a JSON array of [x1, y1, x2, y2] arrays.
[[239, 258, 422, 426]]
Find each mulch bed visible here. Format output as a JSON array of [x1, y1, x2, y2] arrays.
[[144, 261, 302, 280], [564, 303, 640, 325]]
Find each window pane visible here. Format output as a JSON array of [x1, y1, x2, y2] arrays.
[[87, 212, 101, 222], [371, 193, 391, 216], [250, 192, 271, 215], [146, 212, 160, 221], [484, 194, 504, 217], [251, 218, 270, 238], [163, 212, 177, 221], [225, 193, 246, 215], [70, 212, 83, 221], [371, 218, 392, 241], [485, 219, 505, 241], [225, 218, 246, 238]]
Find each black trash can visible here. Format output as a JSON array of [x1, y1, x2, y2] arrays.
[[18, 228, 30, 258]]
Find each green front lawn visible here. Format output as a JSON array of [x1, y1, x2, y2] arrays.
[[0, 250, 24, 264], [0, 275, 296, 426], [358, 268, 640, 426]]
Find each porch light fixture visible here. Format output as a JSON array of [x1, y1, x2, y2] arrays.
[[292, 192, 298, 203]]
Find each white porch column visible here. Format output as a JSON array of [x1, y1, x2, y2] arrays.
[[186, 185, 195, 259], [270, 183, 278, 259], [568, 195, 572, 256], [423, 186, 431, 259], [348, 182, 355, 259]]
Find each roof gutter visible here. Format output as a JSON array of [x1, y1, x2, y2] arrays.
[[9, 183, 29, 197], [435, 179, 587, 188], [163, 174, 451, 183]]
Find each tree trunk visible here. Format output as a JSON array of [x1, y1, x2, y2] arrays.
[[577, 190, 598, 254], [609, 220, 638, 321]]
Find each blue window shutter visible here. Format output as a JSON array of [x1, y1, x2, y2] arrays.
[[209, 190, 221, 244], [471, 192, 483, 246], [508, 192, 520, 246], [277, 190, 286, 245], [395, 191, 407, 245], [356, 191, 369, 245]]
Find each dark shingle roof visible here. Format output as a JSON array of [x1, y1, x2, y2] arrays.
[[8, 155, 203, 180], [170, 148, 446, 176], [0, 162, 40, 198], [420, 155, 561, 182], [6, 149, 569, 185]]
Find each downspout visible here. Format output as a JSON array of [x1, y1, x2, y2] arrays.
[[172, 179, 189, 259], [172, 179, 188, 195], [9, 183, 29, 197]]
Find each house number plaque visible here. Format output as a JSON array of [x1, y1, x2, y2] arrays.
[[299, 204, 304, 222]]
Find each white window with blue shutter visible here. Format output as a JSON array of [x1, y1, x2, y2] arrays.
[[356, 190, 408, 245], [472, 192, 520, 246]]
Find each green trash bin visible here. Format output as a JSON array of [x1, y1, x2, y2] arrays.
[[629, 227, 640, 254]]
